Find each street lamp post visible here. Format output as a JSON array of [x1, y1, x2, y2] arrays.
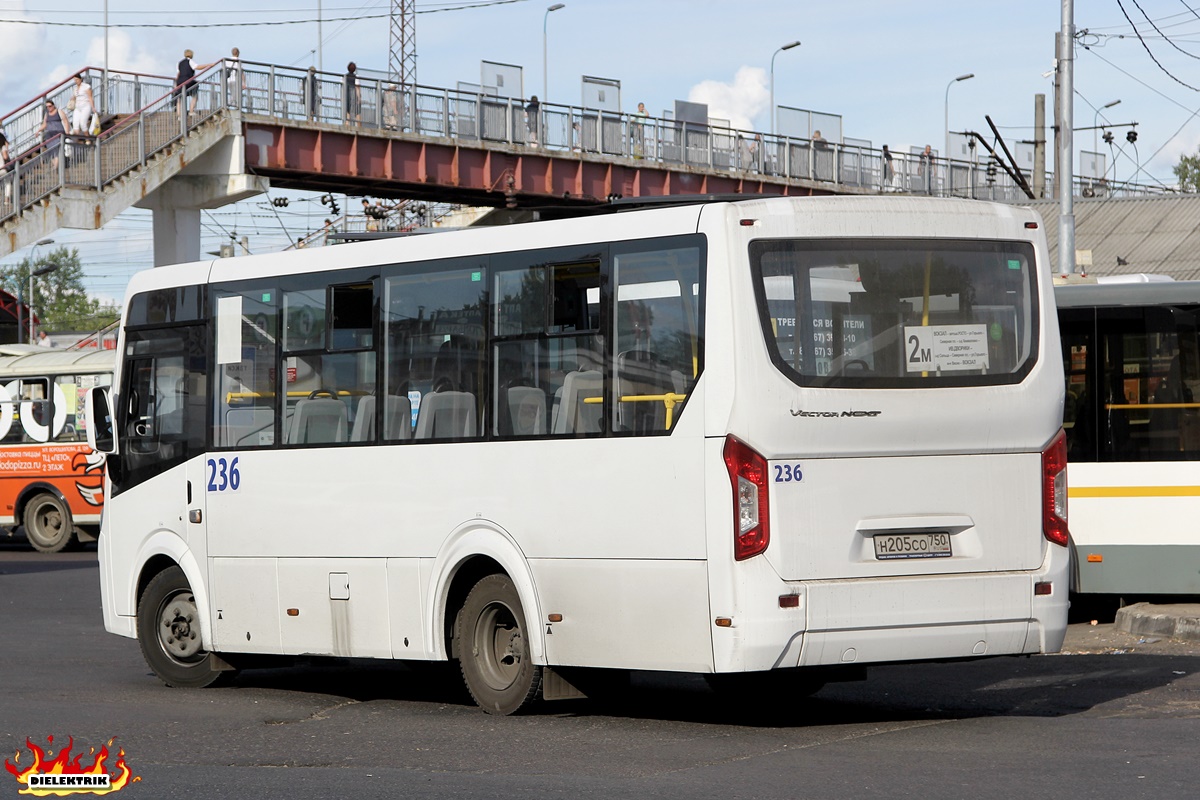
[[543, 3, 565, 104], [1094, 99, 1120, 163], [769, 40, 801, 137], [28, 238, 58, 343], [17, 238, 55, 344], [944, 73, 974, 166]]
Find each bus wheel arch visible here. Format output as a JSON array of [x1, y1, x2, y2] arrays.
[[136, 564, 236, 688], [132, 537, 214, 652], [430, 524, 544, 665]]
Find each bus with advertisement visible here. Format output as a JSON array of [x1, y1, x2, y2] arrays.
[[1057, 277, 1200, 599], [85, 195, 1069, 714], [0, 347, 113, 552]]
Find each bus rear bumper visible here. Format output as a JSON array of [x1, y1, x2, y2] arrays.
[[721, 568, 1069, 673]]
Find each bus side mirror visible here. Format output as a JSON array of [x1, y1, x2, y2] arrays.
[[87, 387, 116, 455]]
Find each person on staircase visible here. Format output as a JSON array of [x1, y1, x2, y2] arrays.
[[70, 74, 95, 135]]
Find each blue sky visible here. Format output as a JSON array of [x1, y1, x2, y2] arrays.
[[2, 0, 1200, 302]]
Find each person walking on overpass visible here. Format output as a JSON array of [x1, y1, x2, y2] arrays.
[[70, 74, 95, 135]]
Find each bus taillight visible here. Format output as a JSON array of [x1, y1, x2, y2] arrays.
[[723, 435, 770, 561], [1042, 429, 1069, 547]]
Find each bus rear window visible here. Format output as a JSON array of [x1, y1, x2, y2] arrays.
[[750, 238, 1038, 388]]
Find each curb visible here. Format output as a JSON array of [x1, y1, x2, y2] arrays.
[[1114, 603, 1200, 643]]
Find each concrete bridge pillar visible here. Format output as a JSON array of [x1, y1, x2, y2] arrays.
[[135, 133, 268, 266], [149, 206, 202, 267]]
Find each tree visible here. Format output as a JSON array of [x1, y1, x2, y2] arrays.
[[1174, 152, 1200, 192], [0, 245, 121, 337]]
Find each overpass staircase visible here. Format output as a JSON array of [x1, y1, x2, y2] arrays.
[[0, 66, 265, 260]]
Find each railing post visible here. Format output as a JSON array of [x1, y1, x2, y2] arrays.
[[12, 157, 20, 213], [268, 65, 277, 117], [139, 113, 146, 168], [95, 135, 103, 189]]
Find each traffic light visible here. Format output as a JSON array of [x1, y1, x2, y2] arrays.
[[320, 194, 340, 215], [272, 197, 289, 208]]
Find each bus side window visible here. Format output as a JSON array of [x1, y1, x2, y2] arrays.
[[610, 243, 703, 435], [214, 286, 279, 449], [19, 378, 58, 444], [385, 263, 486, 442]]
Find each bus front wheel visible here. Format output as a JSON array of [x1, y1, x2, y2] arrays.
[[137, 566, 233, 689], [23, 493, 74, 553], [455, 574, 542, 715]]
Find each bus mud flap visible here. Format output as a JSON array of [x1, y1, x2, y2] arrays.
[[541, 667, 587, 701]]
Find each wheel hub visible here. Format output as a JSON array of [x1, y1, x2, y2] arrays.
[[159, 593, 203, 661]]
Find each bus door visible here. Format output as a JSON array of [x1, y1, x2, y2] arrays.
[[112, 325, 210, 557]]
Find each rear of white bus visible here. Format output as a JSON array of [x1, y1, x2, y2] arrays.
[[702, 197, 1069, 676]]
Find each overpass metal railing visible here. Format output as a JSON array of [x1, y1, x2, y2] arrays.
[[0, 64, 227, 227], [1, 60, 1177, 231], [232, 62, 1175, 203]]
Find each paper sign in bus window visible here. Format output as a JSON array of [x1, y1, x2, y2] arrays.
[[905, 325, 990, 372]]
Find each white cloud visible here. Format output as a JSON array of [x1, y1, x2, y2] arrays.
[[0, 5, 48, 100], [687, 66, 768, 132], [48, 30, 167, 87]]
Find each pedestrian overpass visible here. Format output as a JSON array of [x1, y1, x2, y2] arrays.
[[0, 60, 1156, 265]]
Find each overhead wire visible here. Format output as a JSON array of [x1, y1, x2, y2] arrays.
[[0, 0, 528, 28], [1114, 0, 1200, 90]]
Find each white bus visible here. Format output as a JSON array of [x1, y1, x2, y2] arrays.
[[87, 196, 1069, 714], [0, 346, 114, 552], [1057, 279, 1200, 597]]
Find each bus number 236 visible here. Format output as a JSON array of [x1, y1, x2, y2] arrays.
[[206, 457, 241, 492], [774, 464, 802, 483]]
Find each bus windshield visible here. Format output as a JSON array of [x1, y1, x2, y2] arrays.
[[750, 238, 1038, 388]]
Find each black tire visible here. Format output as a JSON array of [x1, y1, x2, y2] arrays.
[[137, 566, 234, 689], [455, 574, 542, 715], [23, 493, 74, 553]]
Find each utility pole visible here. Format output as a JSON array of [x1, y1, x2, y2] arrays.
[[1057, 0, 1076, 276], [1034, 93, 1046, 199]]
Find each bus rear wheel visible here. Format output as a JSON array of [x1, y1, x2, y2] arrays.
[[23, 493, 74, 553], [456, 574, 542, 715], [137, 566, 233, 689]]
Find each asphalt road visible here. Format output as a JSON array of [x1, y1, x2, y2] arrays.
[[2, 539, 1199, 800]]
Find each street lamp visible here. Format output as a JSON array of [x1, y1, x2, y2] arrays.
[[29, 238, 58, 342], [769, 40, 801, 137], [1094, 99, 1120, 159], [944, 73, 974, 166], [543, 3, 565, 105]]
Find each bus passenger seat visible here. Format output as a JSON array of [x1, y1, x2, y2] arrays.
[[288, 397, 348, 444], [507, 386, 546, 436], [414, 391, 476, 439], [382, 395, 413, 440], [352, 395, 413, 442], [227, 406, 275, 447], [552, 370, 602, 434]]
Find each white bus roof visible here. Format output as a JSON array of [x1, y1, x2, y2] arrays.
[[1054, 279, 1200, 309], [0, 347, 117, 377]]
